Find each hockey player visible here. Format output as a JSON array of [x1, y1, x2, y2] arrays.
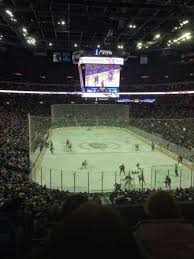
[[151, 142, 155, 151], [94, 75, 99, 85], [81, 160, 88, 169], [135, 144, 139, 151], [67, 143, 72, 152], [66, 139, 70, 147], [175, 163, 179, 177], [114, 183, 121, 192], [177, 155, 183, 165], [45, 141, 49, 148], [50, 145, 54, 154], [119, 164, 125, 175], [165, 175, 171, 189], [123, 172, 133, 190], [138, 172, 146, 186]]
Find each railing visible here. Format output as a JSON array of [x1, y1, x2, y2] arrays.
[[32, 168, 120, 193], [31, 165, 194, 193]]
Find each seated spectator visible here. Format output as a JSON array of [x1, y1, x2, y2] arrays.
[[134, 191, 194, 259], [144, 190, 180, 219], [30, 203, 141, 258]]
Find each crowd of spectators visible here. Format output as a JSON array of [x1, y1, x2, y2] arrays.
[[110, 186, 194, 205], [130, 105, 194, 152], [0, 110, 28, 172], [1, 170, 194, 259]]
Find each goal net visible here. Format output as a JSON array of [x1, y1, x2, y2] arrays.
[[151, 164, 180, 189]]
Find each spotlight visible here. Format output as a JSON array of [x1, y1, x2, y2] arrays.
[[26, 36, 36, 46], [129, 24, 136, 29], [182, 20, 189, 25], [22, 27, 28, 35], [49, 42, 53, 46], [154, 33, 160, 40], [137, 42, 143, 49], [5, 9, 14, 17], [118, 45, 123, 49], [58, 20, 66, 26], [74, 43, 78, 47], [11, 18, 17, 23], [97, 44, 100, 48]]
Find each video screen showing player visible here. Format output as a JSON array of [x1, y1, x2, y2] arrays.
[[85, 64, 121, 88]]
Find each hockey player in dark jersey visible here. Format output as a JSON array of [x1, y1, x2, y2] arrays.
[[119, 164, 125, 175]]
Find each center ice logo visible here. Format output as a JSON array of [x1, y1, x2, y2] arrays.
[[80, 142, 119, 151], [89, 143, 107, 149]]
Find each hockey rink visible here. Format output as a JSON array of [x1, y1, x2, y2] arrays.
[[32, 127, 193, 192], [85, 69, 120, 88]]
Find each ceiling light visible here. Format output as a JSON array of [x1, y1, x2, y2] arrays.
[[74, 43, 78, 47], [22, 27, 28, 36], [167, 32, 192, 47], [27, 36, 36, 46], [5, 9, 14, 17], [179, 32, 192, 40], [58, 20, 66, 26], [11, 18, 17, 23], [49, 42, 53, 46], [184, 32, 192, 39], [137, 42, 143, 49], [154, 33, 160, 40], [182, 20, 189, 25], [129, 24, 136, 29], [97, 44, 100, 48], [117, 45, 123, 49]]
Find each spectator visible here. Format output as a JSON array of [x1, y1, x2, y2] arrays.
[[134, 191, 194, 259], [144, 191, 180, 219], [30, 203, 141, 258]]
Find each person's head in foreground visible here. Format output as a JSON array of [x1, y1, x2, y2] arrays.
[[144, 191, 181, 219], [30, 203, 140, 258]]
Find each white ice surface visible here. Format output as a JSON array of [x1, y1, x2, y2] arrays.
[[32, 127, 192, 192]]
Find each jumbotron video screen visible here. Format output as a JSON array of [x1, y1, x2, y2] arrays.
[[85, 64, 120, 88], [79, 57, 124, 98]]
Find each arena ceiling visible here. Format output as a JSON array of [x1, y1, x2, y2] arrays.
[[0, 0, 194, 53]]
